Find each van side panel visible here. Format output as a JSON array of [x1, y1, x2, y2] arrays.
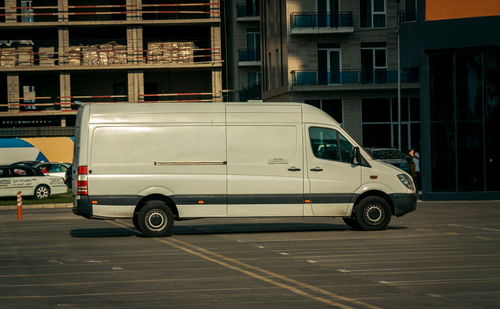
[[226, 105, 305, 217], [87, 124, 227, 218]]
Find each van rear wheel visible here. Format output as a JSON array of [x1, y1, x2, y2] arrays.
[[354, 196, 391, 231], [137, 200, 174, 237]]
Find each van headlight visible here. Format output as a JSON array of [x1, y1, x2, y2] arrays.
[[398, 174, 415, 190]]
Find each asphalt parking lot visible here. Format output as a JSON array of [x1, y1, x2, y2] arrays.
[[1, 201, 500, 309]]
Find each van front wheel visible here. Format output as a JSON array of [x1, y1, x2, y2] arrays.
[[137, 200, 174, 237], [354, 196, 391, 231]]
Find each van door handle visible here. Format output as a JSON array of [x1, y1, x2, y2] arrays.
[[310, 167, 324, 172], [288, 166, 301, 172]]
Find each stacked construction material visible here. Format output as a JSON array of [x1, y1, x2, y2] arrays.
[[38, 47, 55, 66], [0, 48, 16, 67], [74, 42, 128, 65], [147, 41, 195, 64], [68, 46, 82, 65], [17, 46, 34, 66]]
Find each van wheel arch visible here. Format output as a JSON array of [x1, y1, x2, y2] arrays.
[[135, 194, 179, 220], [353, 190, 395, 216]]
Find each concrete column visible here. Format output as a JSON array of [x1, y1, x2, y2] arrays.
[[126, 0, 142, 21], [58, 27, 69, 65], [59, 72, 71, 111], [210, 0, 219, 19], [127, 25, 143, 65], [7, 74, 20, 112], [58, 0, 69, 22], [5, 0, 17, 23], [211, 24, 222, 101], [128, 70, 144, 103]]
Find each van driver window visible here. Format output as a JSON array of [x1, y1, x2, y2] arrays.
[[309, 127, 354, 163]]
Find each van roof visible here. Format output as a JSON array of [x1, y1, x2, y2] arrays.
[[84, 102, 340, 126]]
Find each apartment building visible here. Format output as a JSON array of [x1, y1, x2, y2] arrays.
[[0, 0, 222, 138], [225, 0, 262, 101], [261, 0, 420, 150]]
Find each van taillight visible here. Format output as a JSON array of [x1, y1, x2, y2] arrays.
[[77, 165, 88, 196]]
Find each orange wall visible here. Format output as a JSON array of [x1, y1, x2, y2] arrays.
[[426, 0, 500, 21]]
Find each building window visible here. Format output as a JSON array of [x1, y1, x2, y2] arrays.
[[247, 72, 261, 87], [429, 50, 500, 192], [360, 0, 386, 28], [317, 0, 340, 27], [362, 97, 420, 151], [361, 43, 387, 83], [305, 99, 343, 124], [318, 45, 341, 85]]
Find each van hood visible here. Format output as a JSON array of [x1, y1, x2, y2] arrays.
[[370, 159, 407, 174]]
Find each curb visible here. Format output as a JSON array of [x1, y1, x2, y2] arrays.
[[0, 203, 73, 210]]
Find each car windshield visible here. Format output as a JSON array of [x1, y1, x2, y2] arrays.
[[372, 150, 405, 160]]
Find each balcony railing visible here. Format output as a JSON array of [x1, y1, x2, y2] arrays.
[[0, 2, 220, 23], [291, 68, 419, 86], [236, 4, 259, 18], [291, 12, 353, 28], [1, 92, 222, 113], [239, 49, 260, 62]]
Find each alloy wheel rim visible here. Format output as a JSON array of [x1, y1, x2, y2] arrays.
[[364, 204, 384, 225], [146, 209, 167, 231]]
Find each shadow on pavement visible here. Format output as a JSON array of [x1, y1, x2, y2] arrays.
[[70, 223, 408, 238], [172, 223, 348, 235], [70, 227, 139, 238]]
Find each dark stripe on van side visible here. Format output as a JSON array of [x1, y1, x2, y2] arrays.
[[311, 193, 356, 204], [86, 194, 355, 206]]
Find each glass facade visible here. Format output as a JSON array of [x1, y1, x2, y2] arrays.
[[362, 97, 420, 150], [429, 50, 500, 192]]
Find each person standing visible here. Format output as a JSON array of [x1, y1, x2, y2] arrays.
[[408, 149, 421, 194]]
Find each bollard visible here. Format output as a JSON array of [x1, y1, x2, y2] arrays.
[[17, 191, 23, 221]]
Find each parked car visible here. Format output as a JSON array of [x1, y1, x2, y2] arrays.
[[34, 162, 71, 180], [366, 148, 410, 173], [65, 164, 73, 188], [10, 160, 42, 167], [0, 165, 67, 199]]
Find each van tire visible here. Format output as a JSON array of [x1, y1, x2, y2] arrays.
[[132, 214, 141, 232], [354, 196, 391, 231], [342, 217, 361, 230], [137, 200, 174, 237], [34, 185, 50, 200]]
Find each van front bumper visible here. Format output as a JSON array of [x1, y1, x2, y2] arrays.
[[390, 193, 417, 217]]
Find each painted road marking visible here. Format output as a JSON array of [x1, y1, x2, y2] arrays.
[[111, 220, 383, 309], [447, 224, 500, 232]]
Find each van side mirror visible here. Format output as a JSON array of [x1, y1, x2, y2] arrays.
[[352, 147, 362, 165]]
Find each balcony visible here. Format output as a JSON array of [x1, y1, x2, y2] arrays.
[[236, 4, 259, 22], [0, 2, 220, 26], [290, 12, 354, 35], [238, 49, 260, 66], [291, 68, 419, 87]]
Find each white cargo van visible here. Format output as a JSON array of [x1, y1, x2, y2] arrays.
[[72, 102, 416, 236]]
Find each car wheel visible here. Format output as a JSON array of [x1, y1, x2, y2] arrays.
[[137, 200, 174, 237], [354, 196, 391, 231], [342, 217, 361, 230], [34, 185, 50, 200]]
